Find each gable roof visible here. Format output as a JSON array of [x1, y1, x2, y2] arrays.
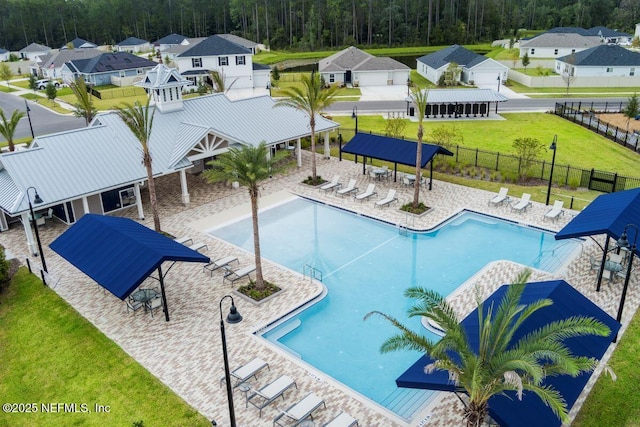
[[217, 34, 259, 49], [38, 48, 102, 69], [178, 35, 251, 57], [117, 36, 149, 46], [65, 52, 157, 74], [20, 42, 50, 53], [520, 33, 601, 48], [587, 26, 632, 38], [0, 48, 9, 54], [62, 38, 98, 49], [154, 33, 189, 45], [558, 44, 640, 66], [544, 27, 591, 36], [319, 46, 409, 72], [417, 45, 487, 70], [138, 63, 190, 88], [163, 38, 207, 55]]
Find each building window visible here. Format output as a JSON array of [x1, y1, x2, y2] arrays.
[[236, 56, 245, 65], [606, 67, 613, 73], [530, 48, 535, 55], [162, 89, 167, 102], [631, 68, 635, 76], [571, 49, 576, 53], [219, 56, 228, 66], [136, 68, 144, 74], [192, 58, 202, 68], [175, 87, 180, 98], [329, 74, 335, 83], [554, 49, 558, 55], [169, 88, 173, 101]]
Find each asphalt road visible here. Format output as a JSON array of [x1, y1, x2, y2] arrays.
[[0, 91, 86, 140]]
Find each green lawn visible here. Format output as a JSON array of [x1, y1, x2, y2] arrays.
[[506, 80, 639, 96], [332, 113, 640, 177], [0, 268, 210, 427], [0, 85, 16, 93]]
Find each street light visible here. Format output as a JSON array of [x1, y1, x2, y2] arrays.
[[496, 74, 501, 92], [219, 295, 242, 427], [351, 106, 358, 134], [26, 186, 47, 274], [407, 77, 411, 96], [24, 99, 35, 139], [266, 81, 271, 97], [616, 224, 638, 323], [545, 135, 557, 206]]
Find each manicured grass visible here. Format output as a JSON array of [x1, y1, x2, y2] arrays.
[[0, 85, 16, 93], [332, 113, 640, 177], [487, 47, 519, 60], [506, 80, 639, 96], [0, 268, 210, 427], [573, 312, 640, 427], [512, 67, 554, 76], [9, 80, 31, 89], [270, 72, 362, 97]]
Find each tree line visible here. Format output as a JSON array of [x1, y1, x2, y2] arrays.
[[0, 0, 637, 53]]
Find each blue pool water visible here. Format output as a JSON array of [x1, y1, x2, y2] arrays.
[[209, 197, 580, 418]]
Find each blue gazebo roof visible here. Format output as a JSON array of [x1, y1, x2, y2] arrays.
[[396, 280, 619, 427]]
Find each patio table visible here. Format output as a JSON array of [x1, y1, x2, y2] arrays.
[[131, 289, 159, 310]]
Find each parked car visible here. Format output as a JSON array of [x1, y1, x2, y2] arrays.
[[36, 79, 60, 90]]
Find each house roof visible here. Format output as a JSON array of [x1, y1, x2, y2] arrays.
[[217, 34, 259, 48], [0, 92, 338, 216], [37, 49, 102, 69], [417, 45, 487, 70], [61, 38, 98, 49], [588, 26, 632, 38], [558, 44, 640, 66], [520, 33, 601, 48], [154, 33, 188, 45], [20, 43, 50, 53], [64, 52, 157, 74], [544, 27, 592, 36], [117, 36, 149, 46], [319, 46, 409, 73], [253, 62, 271, 71], [178, 35, 251, 57], [163, 38, 206, 55], [420, 88, 509, 104], [0, 48, 8, 54], [137, 63, 191, 89]]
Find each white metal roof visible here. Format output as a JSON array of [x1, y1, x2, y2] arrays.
[[408, 88, 509, 104]]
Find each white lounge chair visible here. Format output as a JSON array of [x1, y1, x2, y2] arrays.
[[221, 357, 270, 388], [247, 374, 297, 417], [188, 242, 208, 253], [336, 179, 358, 197], [203, 255, 239, 276], [489, 187, 509, 206], [323, 412, 359, 427], [375, 189, 397, 208], [354, 184, 376, 202], [174, 236, 193, 245], [511, 193, 532, 213], [320, 175, 341, 192], [544, 200, 564, 221], [223, 264, 256, 285], [273, 392, 326, 426]]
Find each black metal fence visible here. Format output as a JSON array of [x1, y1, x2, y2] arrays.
[[337, 130, 640, 193], [554, 102, 639, 152]]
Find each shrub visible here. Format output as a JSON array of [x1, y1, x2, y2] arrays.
[[568, 176, 581, 190]]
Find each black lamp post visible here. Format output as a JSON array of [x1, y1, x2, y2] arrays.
[[407, 77, 411, 96], [496, 74, 501, 92], [266, 81, 271, 97], [616, 224, 638, 323], [24, 99, 35, 139], [351, 106, 358, 134], [219, 295, 242, 427], [26, 186, 47, 274], [545, 135, 557, 206]]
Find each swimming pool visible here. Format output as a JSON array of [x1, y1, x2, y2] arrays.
[[209, 197, 580, 419]]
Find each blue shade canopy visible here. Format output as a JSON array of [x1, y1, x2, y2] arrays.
[[341, 133, 453, 168], [396, 280, 619, 427], [555, 188, 640, 257], [50, 214, 210, 299]]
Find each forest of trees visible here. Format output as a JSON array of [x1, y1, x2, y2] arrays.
[[0, 0, 637, 52]]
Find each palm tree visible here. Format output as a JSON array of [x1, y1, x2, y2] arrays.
[[365, 269, 610, 427], [275, 73, 339, 184], [410, 87, 429, 209], [116, 98, 161, 231], [204, 143, 288, 291], [68, 76, 97, 125], [0, 108, 26, 151]]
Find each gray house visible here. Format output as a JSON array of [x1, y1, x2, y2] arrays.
[[115, 37, 152, 53], [417, 45, 508, 86], [60, 52, 157, 86], [319, 46, 409, 87], [19, 43, 51, 60], [33, 48, 102, 79], [61, 38, 98, 49]]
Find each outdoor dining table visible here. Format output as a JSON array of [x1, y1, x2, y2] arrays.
[[404, 174, 416, 184], [372, 169, 388, 180], [131, 288, 159, 311]]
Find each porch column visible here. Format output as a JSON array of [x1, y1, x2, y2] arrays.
[[82, 197, 90, 217], [323, 131, 330, 159], [134, 183, 145, 220], [179, 170, 190, 206], [297, 137, 302, 167], [22, 212, 36, 255]]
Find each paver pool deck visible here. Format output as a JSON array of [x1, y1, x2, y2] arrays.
[[1, 151, 637, 427]]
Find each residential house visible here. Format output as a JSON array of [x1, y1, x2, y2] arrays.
[[32, 48, 102, 79], [588, 27, 633, 45], [60, 52, 157, 86], [217, 34, 264, 54], [176, 35, 269, 89], [417, 45, 508, 86], [519, 33, 601, 58], [153, 33, 189, 51], [115, 37, 152, 53], [0, 64, 339, 253], [162, 37, 206, 64], [555, 44, 640, 77], [19, 43, 51, 61], [0, 48, 9, 62], [61, 38, 98, 49], [318, 46, 410, 87]]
